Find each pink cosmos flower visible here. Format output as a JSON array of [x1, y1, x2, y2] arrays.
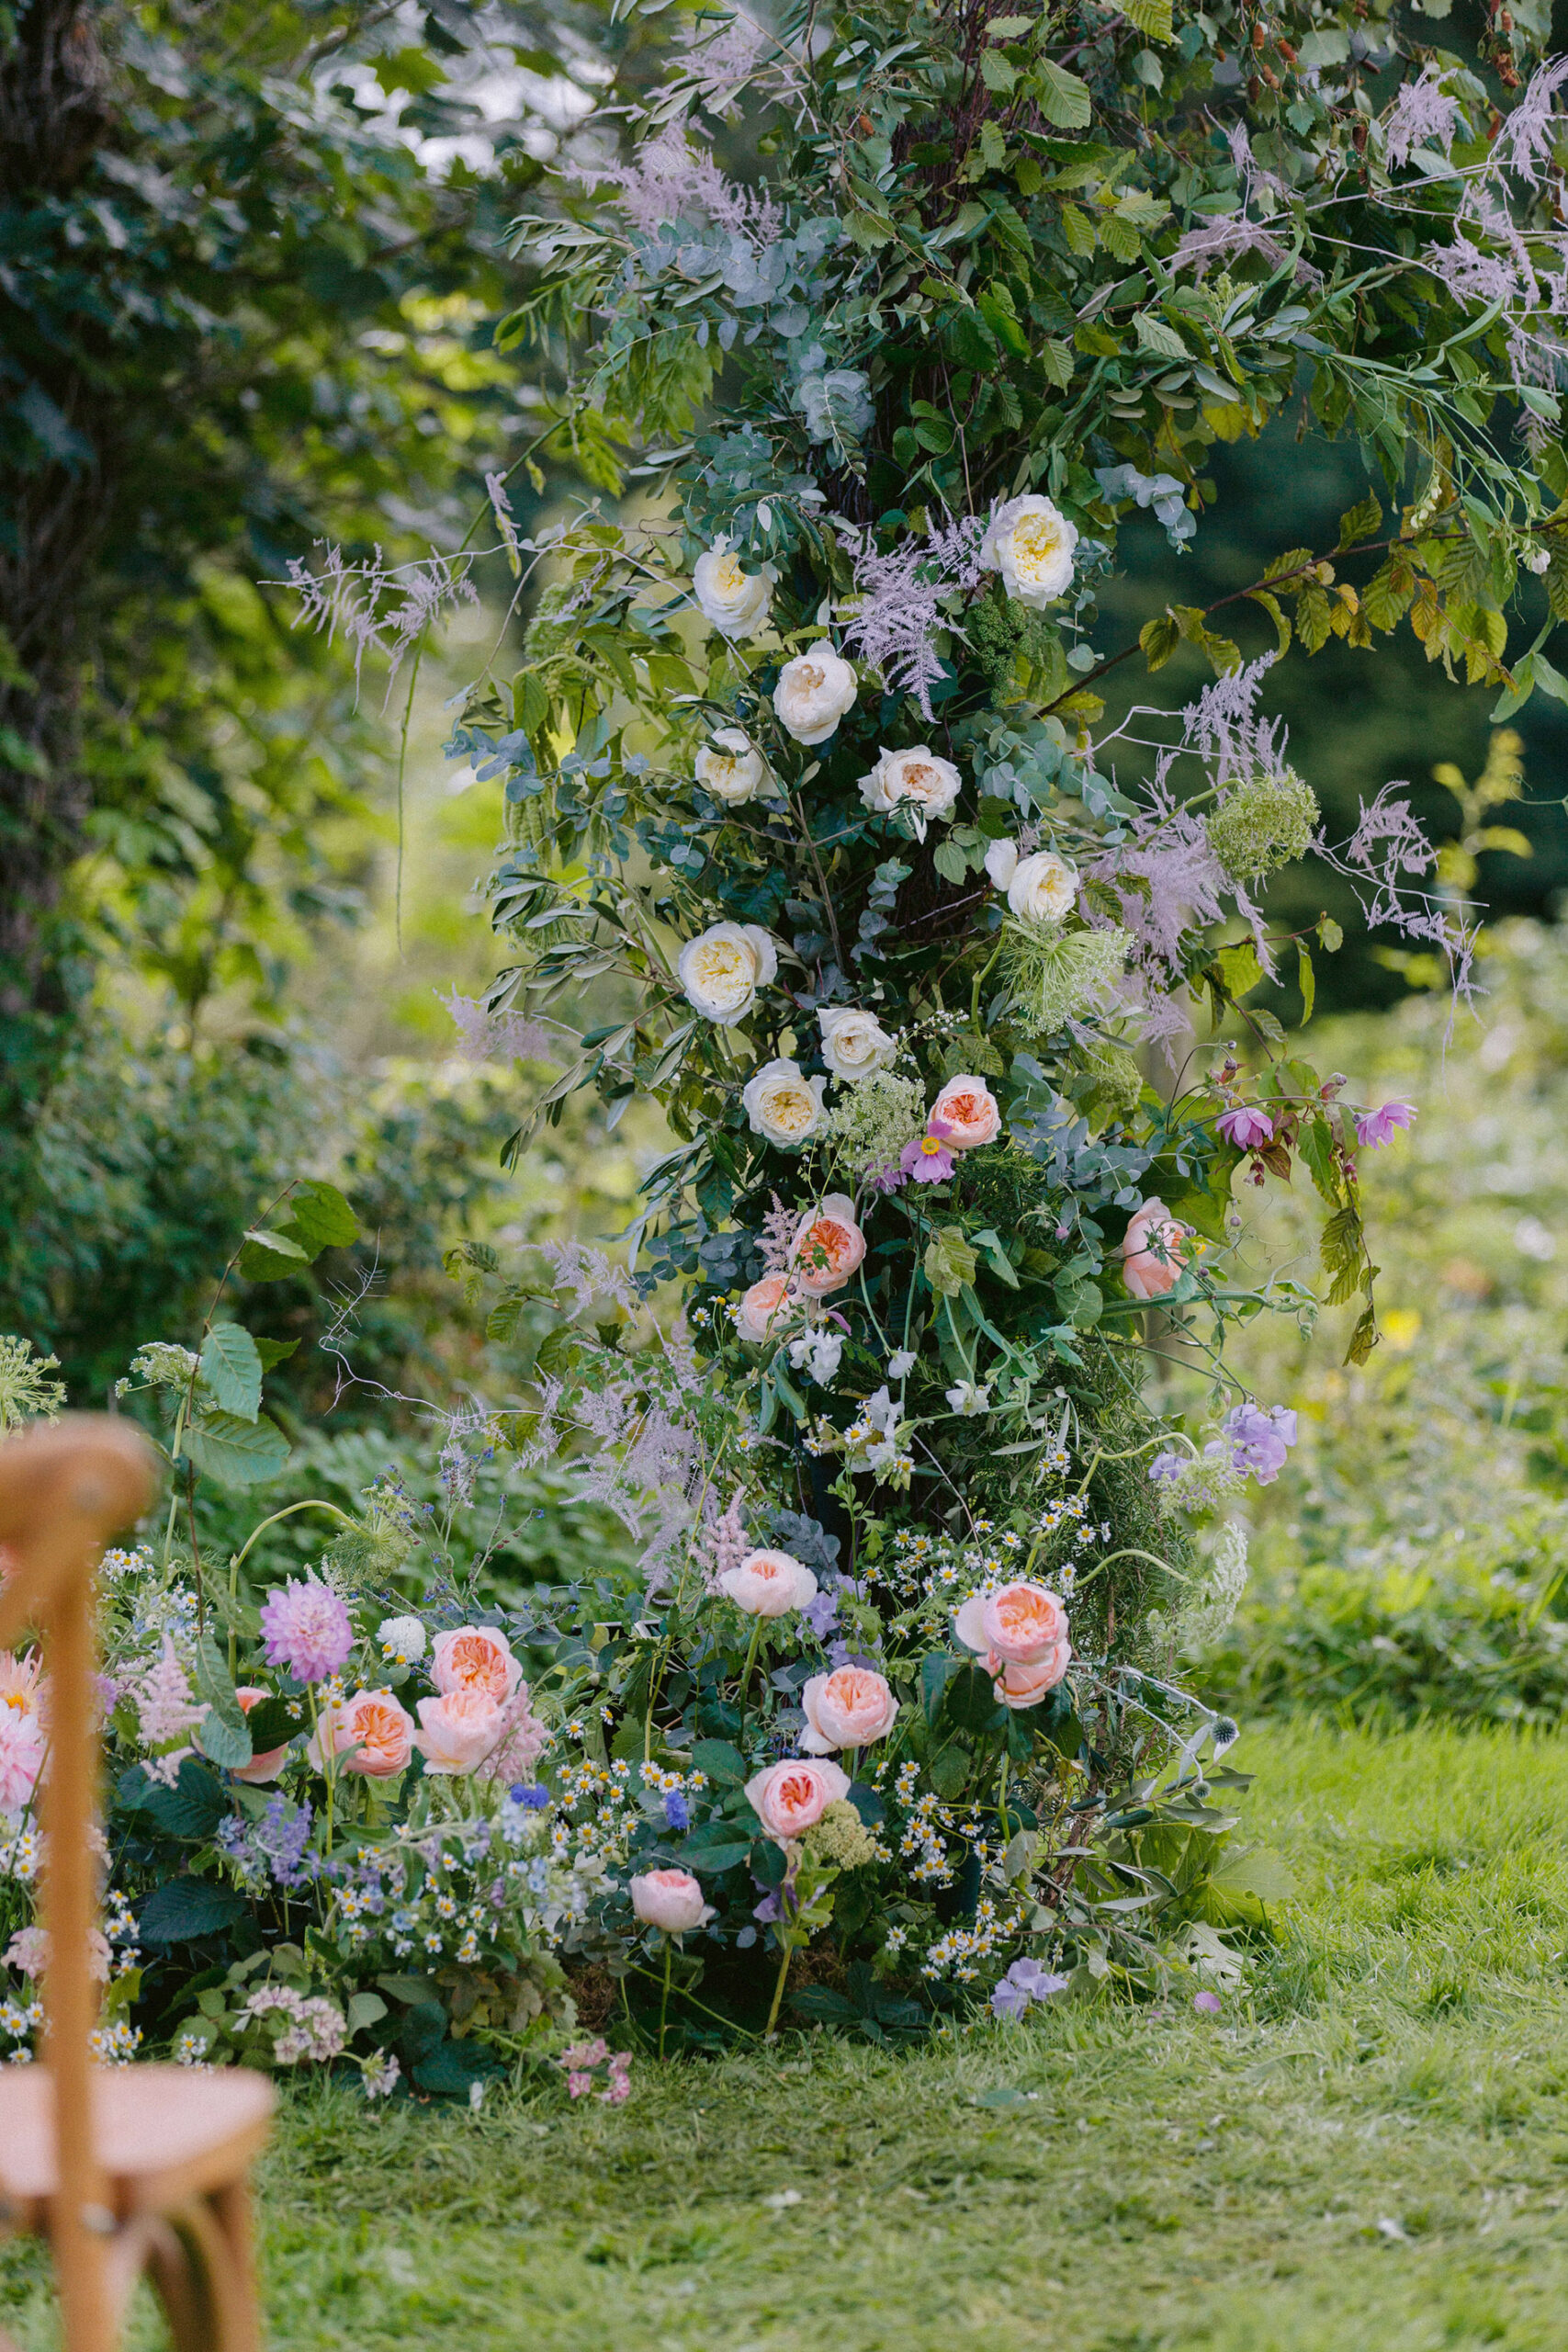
[[900, 1115, 957, 1183], [258, 1578, 354, 1685], [430, 1626, 522, 1705], [800, 1666, 899, 1754], [231, 1686, 291, 1785], [0, 1708, 45, 1813], [413, 1688, 506, 1775], [1216, 1105, 1273, 1150], [629, 1869, 714, 1934], [716, 1548, 818, 1618], [307, 1688, 415, 1779], [736, 1272, 793, 1343], [791, 1194, 867, 1297], [1355, 1100, 1416, 1148], [1117, 1198, 1193, 1302], [929, 1075, 1002, 1150], [745, 1757, 851, 1842]]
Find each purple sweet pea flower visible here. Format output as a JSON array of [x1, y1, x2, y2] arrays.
[[1216, 1104, 1274, 1150], [1220, 1401, 1298, 1486], [900, 1114, 958, 1184], [1147, 1449, 1186, 1487], [1355, 1100, 1416, 1149]]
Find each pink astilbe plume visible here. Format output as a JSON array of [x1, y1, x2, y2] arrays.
[[478, 1685, 547, 1784], [1493, 55, 1568, 187], [442, 989, 559, 1067], [136, 1638, 208, 1748], [277, 545, 479, 703], [1383, 64, 1462, 169], [579, 125, 782, 247], [758, 1192, 803, 1276], [837, 510, 991, 718]]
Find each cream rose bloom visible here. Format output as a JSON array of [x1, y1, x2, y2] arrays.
[[818, 1005, 897, 1082], [1008, 849, 1078, 924], [678, 922, 779, 1024], [695, 728, 767, 806], [742, 1057, 827, 1148], [694, 540, 773, 639], [980, 493, 1078, 608], [858, 744, 963, 837], [773, 648, 858, 745], [630, 1869, 714, 1934], [717, 1549, 818, 1618], [736, 1272, 793, 1343]]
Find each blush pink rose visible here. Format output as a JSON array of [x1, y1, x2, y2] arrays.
[[1118, 1198, 1192, 1301], [745, 1757, 851, 1842], [231, 1685, 291, 1785], [630, 1869, 714, 1934], [414, 1688, 506, 1775], [307, 1688, 415, 1779], [431, 1626, 523, 1703], [929, 1075, 1001, 1151], [736, 1272, 793, 1343], [800, 1667, 899, 1754], [953, 1581, 1068, 1665], [717, 1548, 818, 1618], [791, 1194, 867, 1297], [992, 1647, 1071, 1709]]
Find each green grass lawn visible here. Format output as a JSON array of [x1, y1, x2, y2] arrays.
[[11, 1719, 1568, 2350]]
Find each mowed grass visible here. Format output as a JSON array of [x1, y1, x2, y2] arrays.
[[11, 1720, 1568, 2350]]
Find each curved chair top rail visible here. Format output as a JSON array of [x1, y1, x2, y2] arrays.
[[0, 1419, 159, 1653]]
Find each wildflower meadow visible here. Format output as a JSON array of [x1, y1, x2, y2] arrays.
[[7, 0, 1568, 2343]]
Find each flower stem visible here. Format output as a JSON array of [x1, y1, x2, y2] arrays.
[[737, 1615, 764, 1737], [659, 1934, 672, 2063], [764, 1935, 794, 2038]]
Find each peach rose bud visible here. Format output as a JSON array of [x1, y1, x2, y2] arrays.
[[717, 1548, 818, 1618], [1118, 1197, 1192, 1302], [431, 1626, 523, 1703], [414, 1688, 506, 1774], [929, 1075, 1001, 1151], [745, 1757, 851, 1841], [232, 1686, 291, 1784], [790, 1193, 867, 1297], [736, 1271, 792, 1344], [800, 1666, 899, 1754], [630, 1868, 714, 1934]]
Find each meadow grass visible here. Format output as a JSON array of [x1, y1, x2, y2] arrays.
[[11, 1718, 1568, 2350]]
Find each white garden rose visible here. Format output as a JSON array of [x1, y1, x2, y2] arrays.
[[741, 1057, 828, 1148], [773, 647, 858, 744], [695, 728, 766, 806], [984, 838, 1019, 890], [677, 922, 779, 1025], [818, 1005, 897, 1082], [1007, 850, 1078, 924], [858, 744, 963, 838], [693, 540, 773, 639], [980, 493, 1078, 608]]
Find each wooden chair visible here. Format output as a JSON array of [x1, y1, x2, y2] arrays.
[[0, 1416, 274, 2352]]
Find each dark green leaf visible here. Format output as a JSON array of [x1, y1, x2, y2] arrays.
[[690, 1737, 748, 1785], [198, 1322, 262, 1421], [140, 1879, 249, 1943], [181, 1411, 290, 1490]]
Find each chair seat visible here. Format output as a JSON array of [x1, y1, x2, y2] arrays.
[[0, 2064, 275, 2227]]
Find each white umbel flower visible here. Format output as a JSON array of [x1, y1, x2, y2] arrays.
[[694, 540, 773, 639], [773, 647, 858, 744], [678, 922, 779, 1023], [695, 728, 766, 806], [980, 494, 1078, 608]]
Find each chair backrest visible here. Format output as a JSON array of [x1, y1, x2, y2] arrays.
[[0, 1417, 156, 2347]]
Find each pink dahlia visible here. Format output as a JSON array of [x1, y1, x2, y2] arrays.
[[258, 1577, 354, 1685]]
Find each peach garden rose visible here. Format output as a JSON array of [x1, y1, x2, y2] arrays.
[[745, 1757, 851, 1843], [431, 1626, 523, 1704], [800, 1666, 899, 1754]]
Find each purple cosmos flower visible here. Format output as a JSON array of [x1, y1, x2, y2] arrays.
[[900, 1113, 957, 1184], [1216, 1104, 1274, 1150], [258, 1577, 354, 1684], [1220, 1402, 1298, 1486], [1355, 1100, 1416, 1149]]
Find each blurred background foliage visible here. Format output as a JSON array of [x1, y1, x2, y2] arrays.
[[6, 2, 1568, 1732]]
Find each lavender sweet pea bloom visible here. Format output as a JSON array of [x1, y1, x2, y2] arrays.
[[1355, 1100, 1416, 1148], [1147, 1449, 1186, 1487], [1216, 1104, 1273, 1149], [1220, 1401, 1298, 1485]]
